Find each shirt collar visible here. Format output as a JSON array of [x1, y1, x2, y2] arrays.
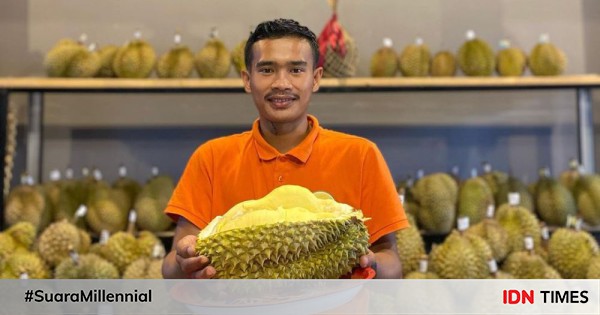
[[252, 114, 320, 163]]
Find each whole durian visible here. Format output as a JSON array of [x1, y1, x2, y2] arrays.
[[4, 176, 50, 231], [122, 243, 165, 279], [395, 213, 425, 276], [588, 256, 600, 279], [370, 38, 398, 77], [85, 184, 130, 234], [528, 34, 566, 76], [559, 159, 581, 192], [495, 194, 542, 255], [429, 229, 492, 279], [113, 31, 157, 78], [231, 35, 248, 75], [398, 38, 430, 77], [100, 231, 142, 273], [96, 45, 119, 77], [54, 252, 119, 279], [502, 251, 561, 279], [2, 252, 50, 279], [396, 176, 419, 218], [533, 168, 577, 227], [37, 219, 91, 267], [44, 35, 102, 77], [157, 33, 194, 78], [195, 28, 231, 78], [413, 173, 458, 234], [547, 222, 599, 279], [496, 40, 526, 77], [134, 172, 174, 232], [112, 166, 141, 210], [495, 176, 534, 212], [572, 174, 600, 226], [480, 163, 509, 199], [466, 206, 509, 262], [457, 169, 494, 225], [457, 30, 495, 76], [431, 51, 456, 77], [5, 221, 37, 250], [195, 185, 369, 279]]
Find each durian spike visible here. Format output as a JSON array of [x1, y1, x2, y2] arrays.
[[127, 209, 137, 235]]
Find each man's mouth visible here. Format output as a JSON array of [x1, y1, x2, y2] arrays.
[[266, 95, 298, 108]]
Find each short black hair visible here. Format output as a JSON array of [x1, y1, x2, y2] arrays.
[[244, 18, 320, 71]]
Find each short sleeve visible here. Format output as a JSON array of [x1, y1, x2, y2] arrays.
[[360, 143, 409, 244], [165, 143, 214, 229]]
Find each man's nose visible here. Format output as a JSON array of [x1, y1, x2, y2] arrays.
[[271, 71, 292, 90]]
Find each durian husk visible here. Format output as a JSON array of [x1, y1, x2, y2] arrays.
[[587, 256, 600, 279], [466, 218, 509, 262], [429, 231, 492, 279], [370, 46, 397, 77], [528, 43, 566, 76], [495, 204, 542, 255], [196, 185, 369, 279], [431, 51, 456, 77], [5, 184, 50, 231], [395, 224, 425, 276], [413, 173, 458, 234], [2, 251, 50, 279], [231, 39, 247, 75], [502, 251, 561, 279], [134, 175, 174, 232], [457, 177, 494, 225], [54, 253, 119, 279], [157, 45, 195, 78], [122, 257, 163, 279], [113, 39, 157, 78], [96, 45, 119, 77], [457, 38, 495, 76], [36, 220, 90, 267], [496, 47, 526, 77], [100, 231, 142, 273], [534, 177, 577, 227], [572, 175, 600, 226], [404, 271, 439, 279], [195, 38, 231, 78], [547, 228, 599, 279], [398, 44, 430, 77], [5, 221, 37, 250]]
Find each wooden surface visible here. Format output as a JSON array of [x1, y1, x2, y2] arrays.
[[1, 75, 600, 91]]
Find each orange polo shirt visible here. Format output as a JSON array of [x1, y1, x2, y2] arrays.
[[166, 115, 408, 243]]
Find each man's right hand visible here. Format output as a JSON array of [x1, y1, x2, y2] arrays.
[[175, 235, 216, 279]]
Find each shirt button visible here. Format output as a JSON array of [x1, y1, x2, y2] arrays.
[[278, 175, 283, 182]]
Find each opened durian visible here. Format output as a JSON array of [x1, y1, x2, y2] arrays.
[[370, 38, 397, 77], [195, 28, 231, 78], [457, 30, 495, 76], [195, 185, 369, 279], [398, 38, 430, 77], [431, 51, 456, 77], [113, 31, 157, 78], [495, 40, 526, 76], [157, 33, 194, 78], [528, 34, 566, 76]]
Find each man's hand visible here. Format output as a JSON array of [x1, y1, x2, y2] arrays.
[[175, 235, 216, 279], [358, 250, 377, 269]]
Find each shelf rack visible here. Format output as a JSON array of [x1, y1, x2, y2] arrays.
[[1, 75, 600, 228]]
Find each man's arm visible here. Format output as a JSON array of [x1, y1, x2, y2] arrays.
[[162, 217, 216, 279], [359, 231, 402, 279]]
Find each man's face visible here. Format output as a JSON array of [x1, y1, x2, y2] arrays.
[[242, 37, 323, 125]]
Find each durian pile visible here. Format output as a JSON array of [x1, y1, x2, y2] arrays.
[[370, 31, 566, 77], [195, 185, 370, 279], [396, 160, 600, 279], [44, 28, 237, 79], [1, 166, 174, 279]]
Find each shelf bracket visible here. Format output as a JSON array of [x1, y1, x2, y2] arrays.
[[27, 92, 44, 183], [577, 87, 595, 173]]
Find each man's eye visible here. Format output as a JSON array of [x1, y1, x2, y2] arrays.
[[258, 68, 273, 74], [290, 68, 305, 74]]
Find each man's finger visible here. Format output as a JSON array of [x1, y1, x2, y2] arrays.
[[191, 266, 216, 279], [177, 255, 211, 274]]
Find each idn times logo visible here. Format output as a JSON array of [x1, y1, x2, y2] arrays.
[[503, 290, 589, 304]]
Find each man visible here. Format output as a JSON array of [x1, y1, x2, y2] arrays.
[[162, 18, 407, 279]]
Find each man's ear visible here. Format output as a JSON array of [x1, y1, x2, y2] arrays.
[[312, 67, 323, 92], [241, 69, 251, 93]]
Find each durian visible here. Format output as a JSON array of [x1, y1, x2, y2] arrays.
[[559, 159, 581, 192], [528, 34, 566, 76], [395, 213, 425, 276], [572, 174, 600, 226], [44, 35, 101, 77], [96, 45, 119, 77], [54, 252, 119, 279], [195, 185, 369, 279], [5, 176, 50, 231], [412, 173, 458, 234], [37, 219, 90, 267], [547, 220, 599, 279], [587, 256, 600, 279], [134, 172, 174, 232], [370, 38, 397, 77], [100, 231, 142, 273], [195, 28, 231, 78], [112, 166, 141, 210], [495, 193, 542, 254], [495, 40, 526, 77], [431, 51, 456, 77], [495, 176, 534, 212], [429, 229, 492, 279], [466, 206, 509, 262], [457, 30, 495, 76], [398, 38, 430, 77], [123, 243, 165, 279], [457, 169, 494, 225], [2, 252, 50, 279], [5, 221, 37, 250], [231, 34, 248, 75], [157, 33, 194, 78], [533, 168, 576, 226], [113, 31, 157, 78]]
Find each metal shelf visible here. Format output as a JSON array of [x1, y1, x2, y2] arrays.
[[1, 75, 600, 228]]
